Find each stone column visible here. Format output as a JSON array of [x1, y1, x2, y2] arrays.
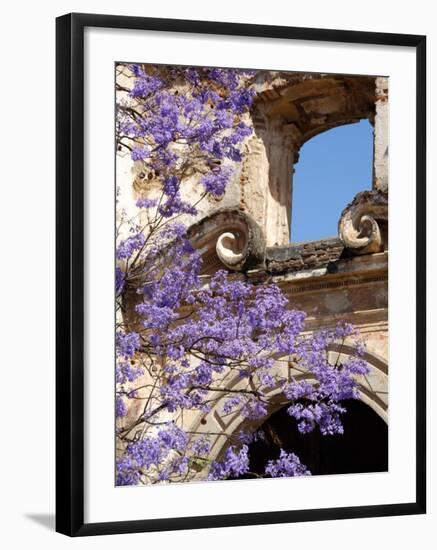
[[264, 118, 295, 246], [373, 77, 389, 192], [240, 114, 296, 247]]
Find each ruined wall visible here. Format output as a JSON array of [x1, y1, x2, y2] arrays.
[[116, 68, 389, 452]]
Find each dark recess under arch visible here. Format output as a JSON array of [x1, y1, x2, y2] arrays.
[[232, 399, 388, 478]]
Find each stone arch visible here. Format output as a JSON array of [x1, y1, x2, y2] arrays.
[[188, 344, 388, 463], [240, 73, 388, 246]]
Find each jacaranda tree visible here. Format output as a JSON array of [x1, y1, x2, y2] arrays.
[[115, 64, 369, 485]]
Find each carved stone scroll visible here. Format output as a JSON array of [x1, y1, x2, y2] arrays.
[[338, 190, 388, 255], [187, 208, 266, 272]]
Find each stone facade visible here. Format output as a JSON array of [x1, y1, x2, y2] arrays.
[[117, 69, 389, 462]]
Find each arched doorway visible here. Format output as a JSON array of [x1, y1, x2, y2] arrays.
[[231, 399, 388, 478]]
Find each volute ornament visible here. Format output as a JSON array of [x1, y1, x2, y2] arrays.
[[187, 208, 266, 271], [338, 190, 388, 255]]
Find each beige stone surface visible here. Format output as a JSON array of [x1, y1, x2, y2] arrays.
[[116, 68, 390, 458]]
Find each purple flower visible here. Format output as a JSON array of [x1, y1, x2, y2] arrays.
[[116, 395, 128, 418], [116, 232, 145, 260], [127, 438, 164, 469], [136, 197, 157, 209], [265, 450, 311, 478], [116, 457, 140, 486], [222, 395, 242, 414], [116, 361, 144, 384], [130, 73, 163, 97], [241, 398, 268, 420], [116, 331, 140, 358], [131, 146, 150, 161], [115, 266, 125, 296], [208, 445, 250, 480], [201, 166, 234, 197], [191, 436, 211, 457], [158, 424, 188, 452]]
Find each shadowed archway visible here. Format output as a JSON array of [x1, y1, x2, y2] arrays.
[[233, 399, 388, 478]]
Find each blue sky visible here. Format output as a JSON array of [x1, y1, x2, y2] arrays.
[[290, 119, 373, 243]]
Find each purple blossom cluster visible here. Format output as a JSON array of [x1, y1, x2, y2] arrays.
[[116, 456, 141, 486], [115, 361, 144, 385], [208, 445, 250, 480], [265, 450, 311, 478], [115, 246, 368, 483], [117, 424, 212, 484], [200, 165, 234, 197], [115, 266, 125, 297], [116, 395, 128, 418], [116, 65, 255, 221], [283, 323, 369, 435], [116, 330, 140, 359], [116, 232, 145, 261]]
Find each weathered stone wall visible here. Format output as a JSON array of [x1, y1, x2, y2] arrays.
[[239, 73, 380, 245], [117, 69, 388, 247], [116, 68, 389, 452]]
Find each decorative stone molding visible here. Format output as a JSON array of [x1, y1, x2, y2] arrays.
[[187, 344, 388, 464], [338, 190, 388, 255], [251, 73, 376, 146], [187, 208, 266, 272], [266, 237, 344, 273]]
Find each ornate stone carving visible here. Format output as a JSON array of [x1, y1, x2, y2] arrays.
[[338, 190, 388, 254], [216, 232, 246, 268], [187, 208, 266, 272]]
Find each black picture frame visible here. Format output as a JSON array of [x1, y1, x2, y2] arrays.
[[56, 12, 426, 537]]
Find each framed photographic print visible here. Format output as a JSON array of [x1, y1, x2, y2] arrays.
[[56, 12, 426, 536]]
